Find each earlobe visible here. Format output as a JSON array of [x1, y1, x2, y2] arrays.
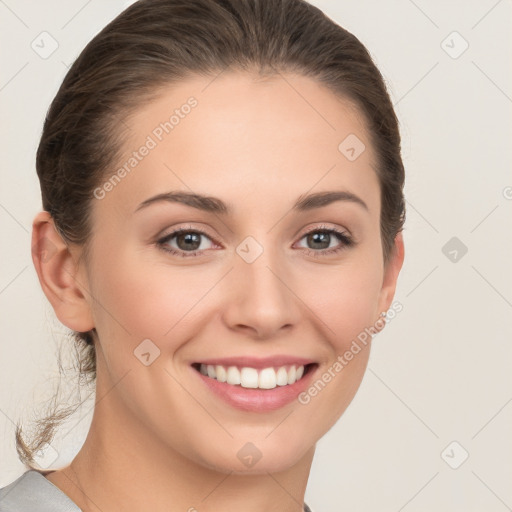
[[31, 211, 95, 333], [376, 231, 405, 327]]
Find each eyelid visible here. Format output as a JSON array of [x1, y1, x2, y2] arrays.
[[155, 222, 354, 258], [296, 222, 354, 247], [156, 223, 220, 245], [154, 224, 218, 258], [156, 222, 351, 244], [299, 223, 352, 239], [294, 223, 354, 253]]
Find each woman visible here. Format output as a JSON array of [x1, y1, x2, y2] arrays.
[[0, 0, 405, 510]]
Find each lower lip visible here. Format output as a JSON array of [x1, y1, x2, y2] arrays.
[[192, 365, 317, 412]]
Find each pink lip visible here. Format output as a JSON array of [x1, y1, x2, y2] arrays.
[[193, 355, 315, 369], [191, 362, 318, 412]]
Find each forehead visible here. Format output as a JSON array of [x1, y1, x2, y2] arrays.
[[94, 71, 380, 220]]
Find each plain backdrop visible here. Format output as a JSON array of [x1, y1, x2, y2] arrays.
[[1, 1, 511, 510]]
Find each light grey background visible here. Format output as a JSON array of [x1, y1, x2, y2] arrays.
[[1, 1, 511, 510]]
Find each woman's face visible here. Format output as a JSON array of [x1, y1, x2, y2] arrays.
[[78, 71, 403, 474]]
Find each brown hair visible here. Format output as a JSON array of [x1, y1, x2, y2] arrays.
[[16, 0, 405, 468]]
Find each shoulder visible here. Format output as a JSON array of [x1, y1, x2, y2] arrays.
[[0, 470, 81, 512]]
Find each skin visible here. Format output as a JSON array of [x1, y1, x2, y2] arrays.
[[32, 71, 404, 512]]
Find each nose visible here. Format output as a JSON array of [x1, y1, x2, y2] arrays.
[[221, 240, 302, 340]]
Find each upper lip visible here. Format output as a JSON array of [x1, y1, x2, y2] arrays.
[[193, 355, 316, 369]]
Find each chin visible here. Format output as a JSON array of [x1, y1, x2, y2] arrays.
[[193, 434, 316, 475]]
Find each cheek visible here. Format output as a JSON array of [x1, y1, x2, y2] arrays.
[[91, 244, 172, 327], [294, 251, 383, 427], [301, 260, 383, 349], [295, 270, 379, 432], [88, 245, 219, 361]]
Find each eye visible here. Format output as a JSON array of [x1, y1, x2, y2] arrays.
[[156, 224, 354, 259], [295, 224, 354, 257], [156, 226, 217, 258]]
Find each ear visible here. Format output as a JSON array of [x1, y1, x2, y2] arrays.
[[375, 231, 405, 329], [31, 211, 95, 333]]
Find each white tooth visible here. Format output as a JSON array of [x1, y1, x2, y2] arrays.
[[226, 366, 241, 385], [287, 365, 297, 385], [240, 367, 259, 388], [207, 364, 216, 379], [258, 367, 277, 389], [296, 365, 304, 380], [276, 366, 288, 386], [200, 364, 208, 376], [216, 365, 227, 383]]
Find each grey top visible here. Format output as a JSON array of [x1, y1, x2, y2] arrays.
[[0, 470, 81, 511], [0, 470, 314, 511]]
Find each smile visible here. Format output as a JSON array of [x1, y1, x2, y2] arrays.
[[191, 358, 317, 412], [195, 363, 307, 389]]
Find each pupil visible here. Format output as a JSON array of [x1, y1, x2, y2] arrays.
[[309, 232, 329, 249], [178, 232, 200, 251]]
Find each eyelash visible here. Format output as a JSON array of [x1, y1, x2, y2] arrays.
[[156, 224, 354, 259]]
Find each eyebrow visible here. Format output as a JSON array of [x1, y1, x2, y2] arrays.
[[134, 189, 369, 214]]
